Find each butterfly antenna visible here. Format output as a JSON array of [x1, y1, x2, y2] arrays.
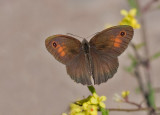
[[67, 33, 85, 39]]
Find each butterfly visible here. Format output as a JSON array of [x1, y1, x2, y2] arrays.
[[45, 25, 134, 85]]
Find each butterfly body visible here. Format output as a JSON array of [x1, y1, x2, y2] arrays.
[[45, 25, 134, 85]]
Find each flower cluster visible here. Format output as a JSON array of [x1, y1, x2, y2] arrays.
[[120, 8, 140, 29], [62, 93, 107, 115]]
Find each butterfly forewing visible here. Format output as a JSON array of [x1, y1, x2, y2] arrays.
[[89, 25, 134, 84], [90, 25, 134, 57], [45, 35, 81, 64]]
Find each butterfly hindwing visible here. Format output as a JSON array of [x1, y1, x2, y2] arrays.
[[89, 25, 134, 84], [66, 50, 92, 85], [90, 47, 119, 84]]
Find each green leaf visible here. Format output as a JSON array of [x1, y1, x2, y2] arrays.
[[147, 83, 156, 108], [151, 51, 160, 60], [127, 0, 140, 16], [135, 43, 145, 50], [88, 86, 96, 94], [100, 107, 109, 115]]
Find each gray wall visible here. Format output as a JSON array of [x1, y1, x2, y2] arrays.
[[0, 0, 160, 115]]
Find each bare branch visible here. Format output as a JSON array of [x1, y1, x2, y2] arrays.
[[107, 107, 160, 112]]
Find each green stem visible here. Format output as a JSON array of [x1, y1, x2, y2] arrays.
[[87, 85, 96, 94]]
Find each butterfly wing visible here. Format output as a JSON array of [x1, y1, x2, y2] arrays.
[[45, 35, 92, 85], [89, 25, 134, 84], [66, 51, 92, 85], [45, 35, 81, 64]]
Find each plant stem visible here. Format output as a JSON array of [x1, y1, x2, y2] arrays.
[[142, 0, 159, 13], [87, 85, 96, 94], [134, 0, 156, 114], [131, 43, 146, 94], [107, 107, 160, 112], [125, 99, 142, 108]]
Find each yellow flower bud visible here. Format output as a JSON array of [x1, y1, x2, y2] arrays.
[[121, 91, 130, 98]]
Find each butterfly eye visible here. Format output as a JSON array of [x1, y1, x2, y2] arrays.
[[120, 31, 126, 37], [52, 42, 57, 48]]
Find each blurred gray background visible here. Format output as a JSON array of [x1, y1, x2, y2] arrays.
[[0, 0, 160, 115]]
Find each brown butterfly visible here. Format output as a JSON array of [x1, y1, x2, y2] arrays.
[[45, 25, 134, 85]]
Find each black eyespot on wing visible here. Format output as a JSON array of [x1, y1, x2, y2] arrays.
[[120, 31, 126, 37], [52, 42, 57, 48]]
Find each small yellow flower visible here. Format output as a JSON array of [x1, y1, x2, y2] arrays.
[[70, 104, 83, 114], [82, 103, 98, 115], [82, 102, 88, 110], [99, 96, 107, 102], [86, 105, 98, 115], [121, 91, 130, 98], [120, 8, 141, 29], [90, 93, 107, 108], [99, 102, 106, 108]]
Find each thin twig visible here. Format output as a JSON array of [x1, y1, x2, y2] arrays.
[[124, 99, 142, 108], [107, 107, 160, 112], [137, 0, 152, 84], [142, 0, 159, 13], [130, 43, 142, 64], [130, 42, 147, 97], [134, 0, 156, 114]]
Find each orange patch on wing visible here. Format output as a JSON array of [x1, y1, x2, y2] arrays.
[[114, 43, 120, 47], [115, 38, 121, 43], [60, 51, 65, 57], [114, 37, 122, 47], [58, 47, 63, 53]]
